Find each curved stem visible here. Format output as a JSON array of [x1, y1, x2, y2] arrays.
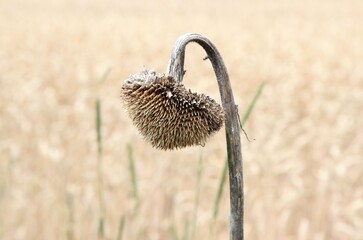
[[167, 33, 244, 240]]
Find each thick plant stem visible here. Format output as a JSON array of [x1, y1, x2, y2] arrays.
[[167, 33, 244, 240]]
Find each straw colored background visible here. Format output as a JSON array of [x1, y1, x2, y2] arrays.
[[1, 0, 362, 239]]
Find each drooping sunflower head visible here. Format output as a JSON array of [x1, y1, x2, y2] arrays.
[[121, 70, 224, 150]]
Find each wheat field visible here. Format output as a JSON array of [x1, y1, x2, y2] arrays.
[[1, 0, 363, 239]]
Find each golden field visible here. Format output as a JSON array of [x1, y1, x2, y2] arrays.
[[1, 0, 363, 239]]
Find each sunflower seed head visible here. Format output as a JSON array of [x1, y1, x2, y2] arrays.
[[121, 70, 224, 150]]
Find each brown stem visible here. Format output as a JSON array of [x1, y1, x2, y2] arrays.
[[167, 33, 244, 240]]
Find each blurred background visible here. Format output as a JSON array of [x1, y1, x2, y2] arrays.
[[1, 0, 363, 239]]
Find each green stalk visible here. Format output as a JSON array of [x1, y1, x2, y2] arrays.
[[127, 144, 139, 208], [116, 215, 125, 240], [240, 82, 265, 126], [191, 151, 203, 240], [95, 99, 105, 240]]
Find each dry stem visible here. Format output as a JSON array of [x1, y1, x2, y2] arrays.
[[167, 33, 244, 240]]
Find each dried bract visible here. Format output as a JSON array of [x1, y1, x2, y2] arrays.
[[121, 70, 224, 150]]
